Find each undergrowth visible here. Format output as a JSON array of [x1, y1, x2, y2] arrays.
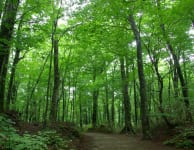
[[164, 126, 194, 149], [0, 115, 74, 150]]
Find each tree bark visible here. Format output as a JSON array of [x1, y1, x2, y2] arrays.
[[92, 69, 99, 128], [132, 63, 138, 127], [6, 48, 20, 110], [50, 39, 60, 123], [119, 56, 134, 134], [79, 91, 83, 128], [0, 0, 19, 113], [43, 49, 53, 127], [105, 73, 110, 126], [61, 78, 66, 121], [6, 13, 26, 110], [129, 14, 151, 139], [92, 88, 99, 128]]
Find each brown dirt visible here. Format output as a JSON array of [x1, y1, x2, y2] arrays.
[[79, 132, 183, 150]]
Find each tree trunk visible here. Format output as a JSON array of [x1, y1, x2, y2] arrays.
[[43, 49, 53, 127], [92, 69, 99, 128], [118, 100, 121, 127], [111, 89, 115, 128], [6, 49, 20, 110], [0, 0, 5, 20], [6, 10, 25, 110], [129, 14, 151, 139], [111, 64, 116, 128], [62, 78, 66, 121], [172, 64, 179, 100], [79, 92, 83, 128], [25, 80, 31, 121], [105, 74, 110, 126], [92, 89, 99, 128], [119, 56, 134, 134], [72, 88, 76, 123], [132, 62, 138, 127], [0, 0, 19, 113], [66, 78, 71, 121], [50, 39, 60, 123]]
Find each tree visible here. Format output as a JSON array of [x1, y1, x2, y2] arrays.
[[49, 1, 61, 123], [156, 0, 192, 122], [0, 0, 19, 112], [119, 56, 134, 134], [129, 14, 151, 139]]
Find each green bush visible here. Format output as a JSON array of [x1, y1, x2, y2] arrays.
[[164, 127, 194, 149], [38, 130, 69, 150], [0, 115, 71, 150]]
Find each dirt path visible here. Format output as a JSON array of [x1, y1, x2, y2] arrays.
[[80, 132, 181, 150]]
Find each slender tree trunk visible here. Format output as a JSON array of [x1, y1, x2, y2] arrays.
[[0, 0, 5, 19], [111, 89, 115, 128], [72, 89, 76, 123], [105, 75, 110, 126], [172, 64, 179, 100], [92, 89, 99, 128], [6, 11, 25, 110], [129, 14, 151, 139], [0, 0, 19, 113], [25, 80, 31, 121], [118, 100, 121, 127], [25, 55, 48, 121], [43, 50, 53, 127], [6, 49, 20, 110], [66, 78, 71, 121], [73, 80, 77, 123], [111, 64, 116, 128], [62, 78, 66, 121], [168, 66, 172, 103], [132, 62, 138, 126], [11, 81, 18, 108], [50, 39, 60, 123], [79, 91, 83, 128], [119, 56, 134, 134], [92, 69, 100, 128]]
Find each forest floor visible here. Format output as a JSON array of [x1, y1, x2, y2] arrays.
[[78, 132, 183, 150]]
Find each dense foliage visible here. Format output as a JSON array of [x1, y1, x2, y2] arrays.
[[0, 0, 194, 146], [164, 126, 194, 149], [0, 115, 74, 150]]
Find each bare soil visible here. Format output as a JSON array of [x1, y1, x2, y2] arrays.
[[79, 132, 183, 150]]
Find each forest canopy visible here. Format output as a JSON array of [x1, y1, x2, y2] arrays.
[[0, 0, 194, 141]]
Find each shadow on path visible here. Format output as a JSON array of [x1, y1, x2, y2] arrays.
[[79, 132, 182, 150]]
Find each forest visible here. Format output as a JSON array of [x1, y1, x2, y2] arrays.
[[0, 0, 194, 150]]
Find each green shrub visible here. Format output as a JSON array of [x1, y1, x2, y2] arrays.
[[164, 127, 194, 149], [38, 130, 69, 150], [0, 115, 47, 150], [0, 115, 71, 150]]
